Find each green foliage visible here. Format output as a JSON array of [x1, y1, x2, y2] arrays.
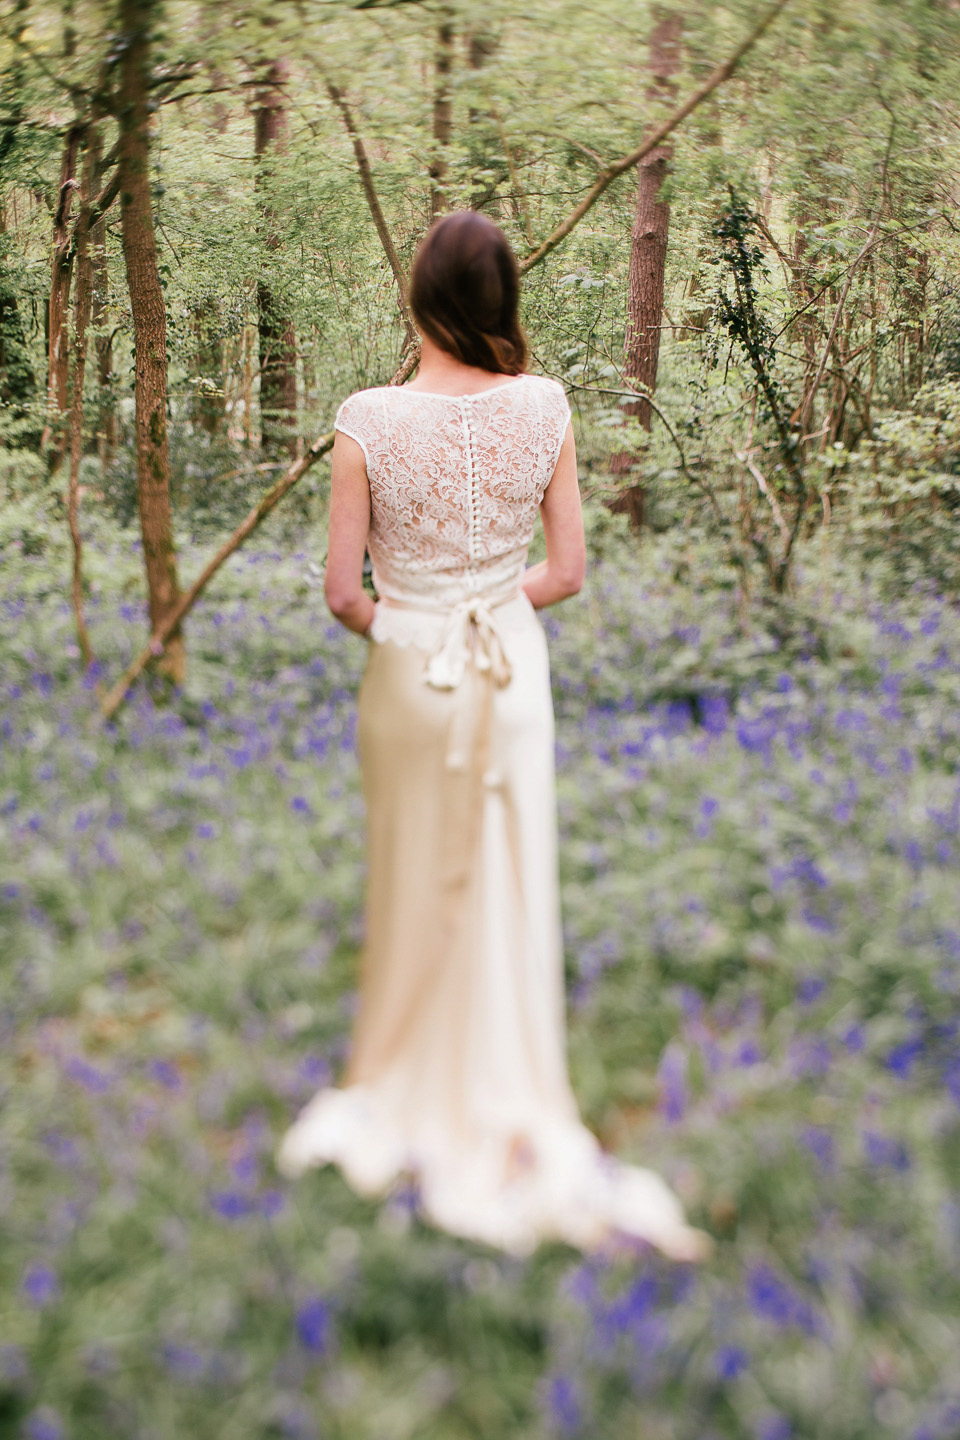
[[2, 522, 960, 1438]]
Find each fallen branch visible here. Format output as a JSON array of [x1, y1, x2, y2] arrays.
[[518, 0, 793, 275], [99, 347, 419, 722]]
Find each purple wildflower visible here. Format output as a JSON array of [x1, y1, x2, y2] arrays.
[[886, 1036, 924, 1079], [295, 1297, 331, 1355], [863, 1132, 910, 1171], [714, 1345, 748, 1380], [21, 1264, 59, 1308], [208, 1190, 255, 1220], [757, 1416, 791, 1440], [24, 1408, 64, 1440], [545, 1374, 582, 1436]]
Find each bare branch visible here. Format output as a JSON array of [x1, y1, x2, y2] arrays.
[[519, 0, 793, 275], [325, 79, 416, 344], [799, 117, 896, 438], [99, 348, 419, 723]]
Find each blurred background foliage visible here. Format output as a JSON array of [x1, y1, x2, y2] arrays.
[[3, 1, 960, 1438]]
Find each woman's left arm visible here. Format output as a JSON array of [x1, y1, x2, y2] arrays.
[[325, 431, 376, 636]]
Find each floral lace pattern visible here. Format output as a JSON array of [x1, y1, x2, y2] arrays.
[[335, 375, 571, 628]]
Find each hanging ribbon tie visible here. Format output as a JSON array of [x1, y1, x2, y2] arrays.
[[423, 598, 513, 693]]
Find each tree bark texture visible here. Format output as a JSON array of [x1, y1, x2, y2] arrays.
[[42, 123, 83, 470], [622, 7, 682, 432], [254, 58, 297, 458], [117, 0, 184, 685], [0, 0, 38, 432], [91, 209, 116, 468], [68, 132, 97, 669], [429, 17, 455, 218], [610, 6, 682, 527]]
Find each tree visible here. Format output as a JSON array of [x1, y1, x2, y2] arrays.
[[609, 5, 683, 528], [117, 0, 184, 685], [254, 55, 297, 457]]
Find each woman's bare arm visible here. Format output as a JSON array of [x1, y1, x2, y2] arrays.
[[325, 431, 377, 636], [522, 423, 586, 609]]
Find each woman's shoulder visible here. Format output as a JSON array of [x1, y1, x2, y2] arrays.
[[519, 373, 570, 418]]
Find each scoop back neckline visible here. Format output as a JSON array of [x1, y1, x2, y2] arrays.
[[398, 374, 530, 400]]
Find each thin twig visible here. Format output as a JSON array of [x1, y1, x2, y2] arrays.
[[799, 116, 896, 438]]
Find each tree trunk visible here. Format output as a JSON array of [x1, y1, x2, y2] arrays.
[[191, 295, 225, 436], [254, 57, 297, 458], [68, 130, 97, 669], [0, 0, 38, 437], [429, 16, 455, 218], [91, 205, 116, 469], [610, 6, 683, 525], [42, 123, 83, 472], [117, 0, 184, 686]]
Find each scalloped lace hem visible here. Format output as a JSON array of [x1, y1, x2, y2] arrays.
[[275, 1084, 710, 1261]]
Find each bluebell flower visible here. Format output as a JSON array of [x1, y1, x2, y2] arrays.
[[545, 1374, 582, 1436], [65, 1057, 111, 1093], [23, 1408, 64, 1440], [796, 975, 826, 1005], [801, 1126, 835, 1171], [714, 1344, 748, 1380], [863, 1132, 910, 1171], [295, 1297, 331, 1355], [886, 1036, 924, 1080], [756, 1415, 791, 1440], [657, 1044, 688, 1124], [209, 1190, 255, 1220], [21, 1264, 59, 1308]]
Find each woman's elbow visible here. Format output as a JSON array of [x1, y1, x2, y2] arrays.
[[557, 557, 586, 598], [325, 580, 362, 618]]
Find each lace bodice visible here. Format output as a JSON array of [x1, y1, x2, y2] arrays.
[[335, 375, 570, 638]]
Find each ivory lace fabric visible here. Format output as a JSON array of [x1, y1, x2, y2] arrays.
[[276, 375, 708, 1260]]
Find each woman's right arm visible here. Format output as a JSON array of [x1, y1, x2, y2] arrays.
[[522, 422, 586, 609], [325, 430, 377, 636]]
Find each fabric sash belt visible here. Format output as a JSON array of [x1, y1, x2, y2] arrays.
[[380, 591, 518, 911]]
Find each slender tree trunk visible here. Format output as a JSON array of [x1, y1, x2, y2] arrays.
[[191, 295, 225, 436], [42, 123, 83, 471], [465, 28, 502, 214], [429, 15, 455, 218], [610, 6, 683, 526], [254, 57, 297, 458], [117, 0, 184, 686], [68, 130, 97, 669], [0, 0, 38, 434], [91, 213, 116, 468]]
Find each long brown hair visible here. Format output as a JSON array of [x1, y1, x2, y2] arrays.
[[408, 211, 528, 375]]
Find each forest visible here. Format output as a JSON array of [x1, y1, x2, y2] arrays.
[[2, 0, 960, 1437]]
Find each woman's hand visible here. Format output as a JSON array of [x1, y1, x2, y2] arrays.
[[325, 431, 377, 636], [522, 422, 586, 609]]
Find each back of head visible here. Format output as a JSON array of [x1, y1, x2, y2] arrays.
[[409, 212, 528, 375]]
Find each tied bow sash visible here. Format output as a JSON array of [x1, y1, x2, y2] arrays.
[[380, 591, 520, 913], [423, 597, 513, 693]]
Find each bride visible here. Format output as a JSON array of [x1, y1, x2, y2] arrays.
[[276, 210, 709, 1262]]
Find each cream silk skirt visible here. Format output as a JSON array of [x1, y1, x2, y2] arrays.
[[276, 598, 708, 1260]]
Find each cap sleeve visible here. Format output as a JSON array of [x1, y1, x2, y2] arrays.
[[334, 391, 373, 468], [539, 377, 572, 486]]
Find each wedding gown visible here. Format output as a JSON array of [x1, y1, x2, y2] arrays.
[[276, 374, 707, 1260]]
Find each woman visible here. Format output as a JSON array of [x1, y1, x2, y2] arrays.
[[277, 212, 708, 1261]]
